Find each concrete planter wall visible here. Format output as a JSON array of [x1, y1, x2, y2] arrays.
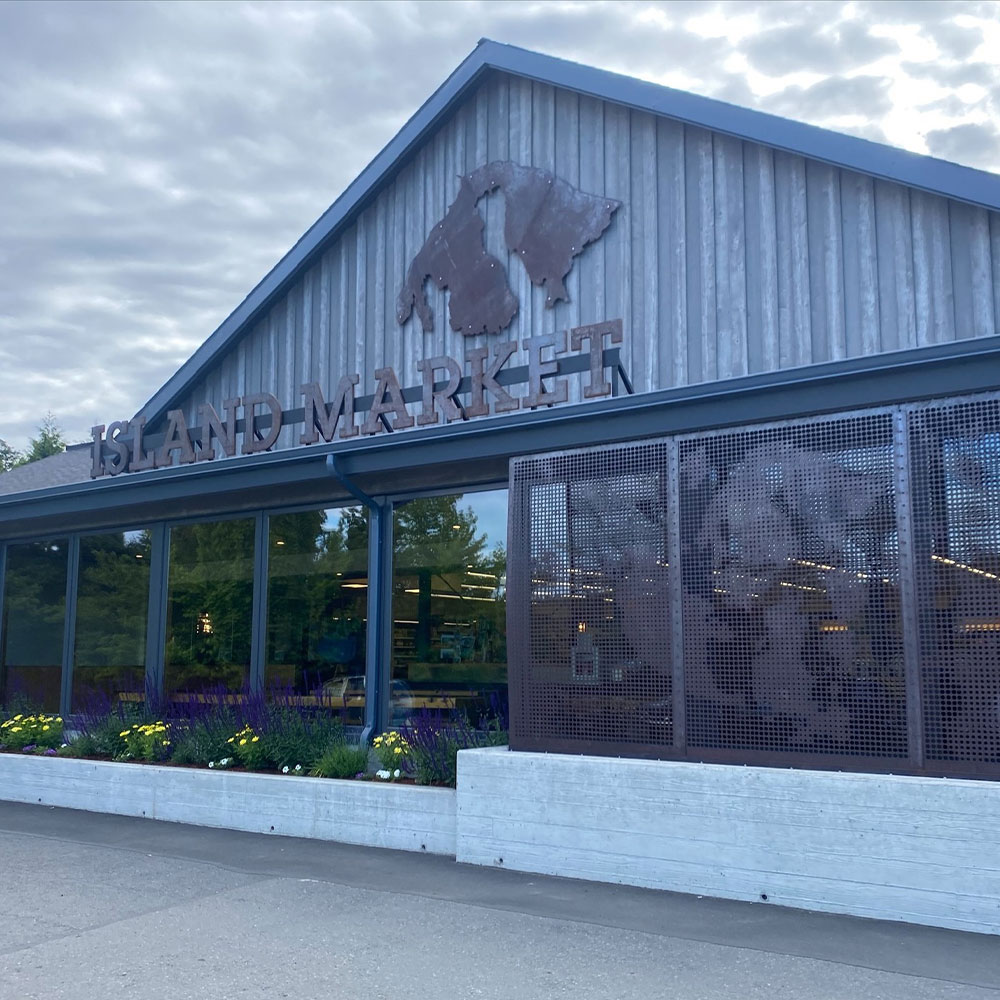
[[0, 754, 455, 855], [455, 747, 1000, 936], [4, 749, 998, 935]]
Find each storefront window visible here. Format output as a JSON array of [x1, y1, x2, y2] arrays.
[[266, 506, 368, 724], [0, 539, 68, 711], [164, 518, 255, 700], [391, 489, 507, 725], [72, 530, 151, 711]]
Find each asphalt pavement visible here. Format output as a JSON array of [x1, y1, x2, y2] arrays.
[[0, 801, 997, 1000]]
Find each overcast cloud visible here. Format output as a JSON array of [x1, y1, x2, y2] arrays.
[[1, 0, 998, 450]]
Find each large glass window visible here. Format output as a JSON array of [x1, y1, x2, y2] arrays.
[[72, 530, 151, 711], [266, 506, 368, 724], [164, 518, 255, 700], [0, 539, 68, 711], [391, 489, 507, 724]]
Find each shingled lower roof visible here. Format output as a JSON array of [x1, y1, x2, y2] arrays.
[[0, 448, 93, 497]]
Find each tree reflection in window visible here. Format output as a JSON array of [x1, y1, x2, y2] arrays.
[[164, 518, 255, 700], [73, 530, 151, 711], [391, 491, 507, 724], [0, 539, 68, 711], [266, 506, 368, 724]]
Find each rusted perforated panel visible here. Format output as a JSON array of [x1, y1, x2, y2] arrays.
[[909, 396, 1000, 775], [509, 391, 1000, 779], [678, 412, 907, 762]]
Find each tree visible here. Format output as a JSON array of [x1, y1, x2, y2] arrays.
[[21, 413, 66, 464], [0, 414, 67, 473], [0, 439, 20, 473]]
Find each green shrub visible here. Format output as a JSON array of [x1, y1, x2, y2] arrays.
[[260, 707, 344, 771], [71, 714, 128, 758], [371, 730, 410, 773], [118, 721, 171, 762], [310, 743, 370, 779], [171, 711, 238, 767], [0, 713, 63, 750], [226, 724, 267, 769]]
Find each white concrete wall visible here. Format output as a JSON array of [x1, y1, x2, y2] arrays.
[[0, 756, 455, 855], [455, 747, 1000, 935]]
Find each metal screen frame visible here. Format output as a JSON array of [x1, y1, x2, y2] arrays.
[[509, 391, 1000, 780]]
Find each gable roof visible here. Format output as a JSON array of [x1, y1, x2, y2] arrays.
[[139, 38, 1000, 430]]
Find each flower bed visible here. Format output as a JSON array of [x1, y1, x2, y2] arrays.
[[1, 696, 507, 786]]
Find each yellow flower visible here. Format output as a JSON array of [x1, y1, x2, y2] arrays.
[[239, 738, 247, 746], [42, 725, 49, 731], [251, 736, 259, 743]]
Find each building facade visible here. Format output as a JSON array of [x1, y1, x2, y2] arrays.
[[1, 40, 998, 779]]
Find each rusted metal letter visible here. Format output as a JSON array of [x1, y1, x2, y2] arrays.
[[197, 399, 240, 460], [130, 416, 156, 471], [90, 425, 105, 479], [361, 368, 414, 435], [157, 410, 197, 468], [105, 421, 130, 476], [416, 356, 464, 426], [242, 393, 283, 454], [523, 331, 568, 409], [465, 341, 519, 417], [571, 318, 623, 398], [300, 377, 360, 443]]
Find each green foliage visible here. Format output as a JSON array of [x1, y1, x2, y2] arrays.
[[227, 724, 267, 769], [310, 743, 370, 779], [72, 714, 130, 758], [0, 713, 63, 750], [118, 721, 171, 762], [0, 438, 20, 473], [260, 708, 345, 770], [371, 730, 410, 773], [20, 413, 66, 465], [170, 710, 238, 767]]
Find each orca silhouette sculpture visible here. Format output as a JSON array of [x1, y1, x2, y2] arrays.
[[397, 161, 621, 337]]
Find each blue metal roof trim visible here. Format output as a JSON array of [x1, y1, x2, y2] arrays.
[[139, 39, 1000, 428]]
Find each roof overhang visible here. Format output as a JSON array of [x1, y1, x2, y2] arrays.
[[5, 335, 999, 541]]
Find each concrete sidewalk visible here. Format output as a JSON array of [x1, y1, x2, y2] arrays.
[[0, 802, 996, 1000]]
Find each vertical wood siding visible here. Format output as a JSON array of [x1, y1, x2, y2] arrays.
[[170, 73, 999, 443]]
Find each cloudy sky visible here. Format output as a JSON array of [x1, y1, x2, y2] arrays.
[[1, 0, 998, 451]]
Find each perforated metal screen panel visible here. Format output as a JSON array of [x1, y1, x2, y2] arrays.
[[909, 396, 1000, 774], [508, 391, 1000, 779]]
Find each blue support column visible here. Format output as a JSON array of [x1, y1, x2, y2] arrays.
[[59, 535, 80, 716], [0, 543, 6, 704], [364, 499, 393, 742], [144, 524, 169, 708]]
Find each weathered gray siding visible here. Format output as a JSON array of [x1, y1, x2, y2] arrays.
[[170, 73, 999, 448]]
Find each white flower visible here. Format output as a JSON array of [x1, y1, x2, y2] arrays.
[[221, 758, 231, 765], [282, 765, 289, 774], [376, 769, 391, 780], [294, 764, 302, 772], [208, 761, 215, 768], [393, 769, 400, 778]]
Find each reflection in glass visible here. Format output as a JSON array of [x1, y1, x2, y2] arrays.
[[391, 490, 507, 724], [164, 519, 255, 700], [73, 530, 151, 711], [0, 539, 68, 711], [266, 507, 368, 724]]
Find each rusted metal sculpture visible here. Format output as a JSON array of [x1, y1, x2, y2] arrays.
[[397, 161, 621, 337]]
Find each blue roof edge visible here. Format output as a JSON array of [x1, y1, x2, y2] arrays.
[[138, 38, 1000, 428]]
